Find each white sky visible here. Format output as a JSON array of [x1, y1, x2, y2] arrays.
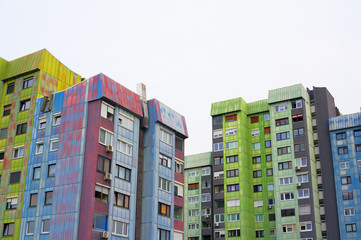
[[1, 0, 361, 155]]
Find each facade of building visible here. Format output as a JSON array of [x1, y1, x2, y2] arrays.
[[1, 51, 188, 240], [329, 113, 361, 240]]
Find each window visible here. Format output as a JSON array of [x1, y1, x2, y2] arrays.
[[213, 142, 223, 152], [160, 129, 172, 145], [214, 185, 224, 193], [269, 214, 276, 221], [188, 223, 199, 230], [188, 183, 199, 191], [266, 168, 273, 176], [0, 128, 8, 140], [255, 214, 263, 222], [292, 114, 303, 122], [202, 208, 211, 216], [9, 171, 21, 184], [16, 122, 27, 135], [265, 141, 271, 148], [6, 82, 15, 94], [213, 116, 222, 124], [300, 222, 312, 232], [115, 164, 131, 181], [202, 167, 210, 176], [23, 76, 34, 89], [114, 192, 130, 208], [26, 221, 35, 235], [336, 132, 347, 140], [50, 139, 59, 151], [19, 99, 31, 111], [214, 157, 223, 165], [160, 153, 172, 168], [264, 127, 270, 134], [6, 197, 18, 210], [3, 104, 11, 117], [264, 114, 270, 121], [45, 191, 53, 205], [39, 117, 46, 129], [340, 161, 350, 170], [226, 155, 238, 163], [41, 219, 50, 234], [225, 114, 237, 122], [226, 141, 238, 149], [189, 209, 199, 216], [296, 157, 307, 167], [158, 228, 170, 240], [356, 144, 361, 152], [252, 156, 261, 164], [344, 208, 355, 216], [293, 127, 304, 136], [342, 192, 353, 200], [346, 223, 357, 232], [101, 101, 114, 121], [188, 170, 199, 177], [214, 214, 225, 223], [282, 224, 296, 233], [188, 196, 199, 203], [341, 176, 351, 185], [254, 200, 263, 207], [252, 142, 260, 150], [227, 169, 239, 178], [227, 213, 240, 222], [338, 146, 348, 155], [117, 139, 132, 156], [227, 199, 240, 207], [53, 113, 61, 126], [96, 155, 111, 173], [298, 189, 310, 199], [278, 161, 292, 170], [158, 202, 171, 217], [225, 128, 237, 136], [98, 128, 113, 146], [276, 118, 289, 126], [228, 229, 241, 237], [294, 143, 305, 152], [175, 161, 183, 174], [175, 137, 183, 151], [253, 170, 262, 178], [13, 147, 24, 159], [112, 220, 128, 237], [266, 154, 272, 162], [251, 116, 259, 123], [354, 129, 361, 137], [3, 222, 15, 236], [33, 167, 41, 180], [280, 192, 294, 201], [254, 184, 262, 192], [227, 184, 239, 192], [95, 185, 109, 203], [277, 132, 290, 141], [279, 176, 293, 185], [202, 194, 211, 202], [93, 213, 107, 231], [0, 151, 4, 162], [174, 183, 183, 197], [267, 183, 274, 191], [48, 164, 56, 178], [275, 104, 288, 112], [119, 113, 134, 131], [281, 208, 295, 217], [292, 100, 302, 109], [215, 231, 226, 238], [299, 205, 311, 215], [213, 129, 223, 138], [255, 230, 264, 238], [297, 174, 309, 183], [251, 129, 260, 137], [30, 193, 37, 207], [358, 160, 361, 168], [277, 146, 291, 155], [36, 142, 44, 154]]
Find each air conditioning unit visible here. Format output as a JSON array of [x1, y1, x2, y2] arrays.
[[268, 205, 272, 209], [106, 145, 113, 153], [205, 214, 210, 218], [295, 166, 301, 170], [101, 231, 109, 238], [104, 172, 112, 181], [214, 223, 219, 227], [296, 182, 302, 187]]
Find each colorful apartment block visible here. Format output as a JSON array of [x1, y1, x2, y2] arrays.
[[329, 113, 361, 240], [1, 51, 188, 240]]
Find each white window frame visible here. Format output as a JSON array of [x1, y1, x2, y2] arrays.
[[13, 146, 25, 159], [226, 141, 238, 150], [267, 183, 274, 191], [160, 129, 172, 146], [213, 142, 223, 152], [227, 199, 240, 207], [100, 101, 115, 121], [174, 183, 183, 197], [53, 113, 61, 126], [119, 113, 134, 131], [254, 200, 263, 208], [202, 193, 211, 202], [188, 196, 199, 203], [279, 177, 293, 185], [280, 192, 295, 201], [357, 159, 361, 168], [255, 214, 264, 222], [202, 167, 211, 176], [36, 142, 44, 154], [300, 222, 312, 232], [340, 161, 350, 170], [26, 221, 35, 235], [112, 220, 129, 237], [282, 224, 296, 233], [188, 170, 199, 177], [298, 189, 310, 199], [188, 223, 199, 230], [227, 213, 240, 222], [0, 150, 4, 162], [264, 114, 270, 121], [117, 139, 133, 156], [275, 104, 288, 112], [6, 196, 18, 210], [214, 214, 225, 223], [297, 173, 309, 183], [225, 127, 237, 136], [41, 219, 50, 234], [99, 127, 114, 146], [159, 177, 171, 193], [295, 157, 307, 167], [252, 142, 260, 150], [213, 129, 223, 138], [50, 138, 59, 151], [188, 209, 199, 216], [39, 117, 46, 130], [344, 208, 355, 216], [251, 129, 260, 137]]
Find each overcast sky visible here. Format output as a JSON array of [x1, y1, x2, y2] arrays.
[[1, 0, 361, 155]]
